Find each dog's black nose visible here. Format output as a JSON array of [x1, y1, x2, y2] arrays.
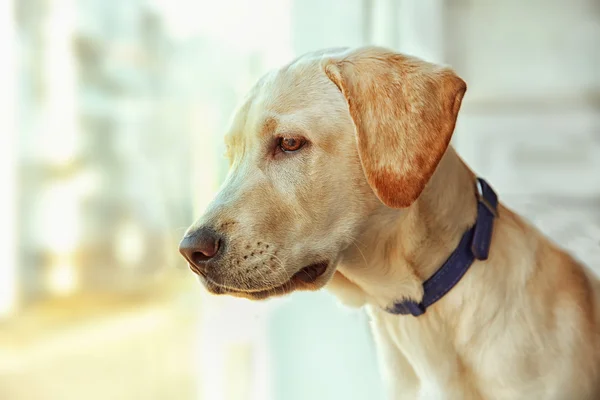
[[179, 228, 222, 273]]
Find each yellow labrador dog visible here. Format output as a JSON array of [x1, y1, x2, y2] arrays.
[[179, 47, 600, 399]]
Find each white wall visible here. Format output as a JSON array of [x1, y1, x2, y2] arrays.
[[446, 0, 600, 268]]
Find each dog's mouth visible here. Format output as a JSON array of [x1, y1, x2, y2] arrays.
[[291, 261, 329, 283], [200, 261, 330, 300]]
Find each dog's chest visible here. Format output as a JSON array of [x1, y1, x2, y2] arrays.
[[368, 307, 571, 400], [368, 307, 487, 399]]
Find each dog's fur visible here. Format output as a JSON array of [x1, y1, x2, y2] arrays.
[[182, 47, 600, 399]]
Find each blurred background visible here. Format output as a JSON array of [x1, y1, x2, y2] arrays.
[[0, 0, 599, 399]]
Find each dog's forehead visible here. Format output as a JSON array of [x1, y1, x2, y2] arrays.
[[225, 57, 342, 150]]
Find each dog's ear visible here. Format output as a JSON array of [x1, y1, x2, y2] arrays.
[[323, 47, 466, 208]]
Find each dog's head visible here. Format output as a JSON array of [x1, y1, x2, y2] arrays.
[[179, 47, 466, 300]]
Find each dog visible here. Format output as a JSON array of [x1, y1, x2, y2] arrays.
[[179, 47, 600, 399]]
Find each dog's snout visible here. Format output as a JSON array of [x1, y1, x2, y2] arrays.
[[179, 228, 223, 273]]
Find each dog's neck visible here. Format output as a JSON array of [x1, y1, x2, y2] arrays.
[[333, 146, 479, 310]]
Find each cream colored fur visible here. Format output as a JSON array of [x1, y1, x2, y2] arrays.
[[184, 47, 600, 399]]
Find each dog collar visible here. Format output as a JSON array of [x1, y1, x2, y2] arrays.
[[386, 178, 498, 317]]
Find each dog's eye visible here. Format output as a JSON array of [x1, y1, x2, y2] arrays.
[[278, 137, 306, 152]]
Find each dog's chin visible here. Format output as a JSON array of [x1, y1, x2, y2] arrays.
[[199, 261, 332, 300]]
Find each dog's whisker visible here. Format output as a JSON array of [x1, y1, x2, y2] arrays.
[[350, 237, 369, 269], [261, 251, 290, 280]]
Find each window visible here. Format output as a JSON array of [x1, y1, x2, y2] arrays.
[[2, 1, 388, 398]]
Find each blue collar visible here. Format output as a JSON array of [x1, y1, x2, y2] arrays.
[[387, 178, 498, 317]]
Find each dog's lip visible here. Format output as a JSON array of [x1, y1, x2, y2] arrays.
[[198, 261, 330, 296], [188, 263, 206, 278], [291, 261, 328, 283]]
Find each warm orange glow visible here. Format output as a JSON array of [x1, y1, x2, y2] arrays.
[[114, 220, 146, 267], [47, 256, 78, 296]]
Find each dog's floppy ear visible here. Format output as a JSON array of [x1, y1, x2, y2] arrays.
[[323, 47, 466, 208]]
